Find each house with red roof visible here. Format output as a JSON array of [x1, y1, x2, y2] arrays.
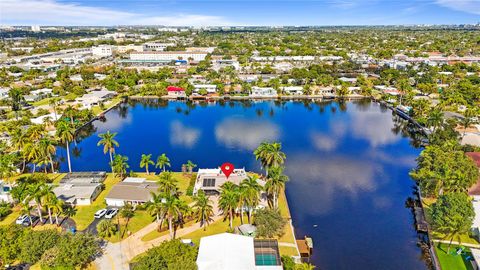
[[467, 152, 480, 199], [166, 86, 186, 98]]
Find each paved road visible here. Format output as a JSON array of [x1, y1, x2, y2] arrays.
[[84, 217, 102, 235]]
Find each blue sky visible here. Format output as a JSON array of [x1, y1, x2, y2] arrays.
[[1, 0, 479, 26]]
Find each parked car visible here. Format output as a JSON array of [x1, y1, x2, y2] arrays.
[[94, 209, 107, 219], [22, 216, 39, 227], [15, 215, 29, 225], [104, 208, 118, 219]]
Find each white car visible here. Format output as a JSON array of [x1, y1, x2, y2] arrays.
[[94, 209, 107, 219], [104, 208, 118, 219], [16, 215, 29, 225]]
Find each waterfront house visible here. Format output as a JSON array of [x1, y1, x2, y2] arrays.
[[166, 86, 187, 98], [250, 87, 277, 98], [193, 84, 217, 94], [193, 168, 248, 195], [196, 233, 282, 270], [281, 86, 303, 95], [467, 152, 480, 238], [105, 177, 159, 207], [31, 112, 62, 125], [53, 183, 102, 206], [76, 89, 116, 109]]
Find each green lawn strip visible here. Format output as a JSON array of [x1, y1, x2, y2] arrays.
[[32, 98, 52, 107], [431, 232, 480, 245], [181, 217, 242, 245], [434, 243, 474, 270], [0, 205, 22, 226], [141, 219, 197, 242], [279, 246, 299, 257]]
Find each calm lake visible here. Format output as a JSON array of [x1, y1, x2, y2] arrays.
[[60, 99, 428, 270]]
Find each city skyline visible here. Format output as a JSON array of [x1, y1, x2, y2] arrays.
[[1, 0, 479, 26]]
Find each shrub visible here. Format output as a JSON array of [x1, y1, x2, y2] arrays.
[[254, 208, 286, 238]]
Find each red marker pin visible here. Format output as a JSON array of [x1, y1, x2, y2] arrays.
[[221, 162, 235, 179]]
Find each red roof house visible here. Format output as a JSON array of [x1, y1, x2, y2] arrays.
[[466, 152, 480, 196], [167, 86, 185, 92]]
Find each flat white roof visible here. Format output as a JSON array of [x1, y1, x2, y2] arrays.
[[123, 177, 147, 183], [473, 200, 480, 229], [196, 233, 255, 270]]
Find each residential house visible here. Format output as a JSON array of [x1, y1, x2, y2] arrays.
[[193, 168, 248, 195], [31, 112, 62, 125], [193, 84, 217, 94], [196, 233, 282, 270], [166, 86, 187, 98], [467, 152, 480, 238], [0, 181, 13, 203], [250, 87, 277, 98], [76, 90, 116, 109], [25, 88, 53, 102], [0, 88, 10, 100], [281, 86, 303, 95], [105, 177, 159, 207], [53, 184, 102, 206]]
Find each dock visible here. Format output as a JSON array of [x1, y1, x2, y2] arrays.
[[296, 236, 313, 258], [414, 206, 429, 233]]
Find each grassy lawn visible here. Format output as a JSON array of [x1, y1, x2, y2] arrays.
[[181, 217, 241, 245], [32, 97, 52, 107], [141, 218, 197, 242], [0, 205, 21, 226], [279, 246, 299, 257], [435, 243, 474, 270], [73, 174, 122, 230], [105, 210, 155, 243]]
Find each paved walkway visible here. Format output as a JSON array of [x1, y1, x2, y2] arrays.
[[432, 239, 480, 249], [95, 197, 222, 270]]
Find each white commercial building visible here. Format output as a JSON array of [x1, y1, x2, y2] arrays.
[[143, 42, 176, 51], [116, 44, 144, 53], [91, 45, 113, 57], [130, 51, 208, 62]]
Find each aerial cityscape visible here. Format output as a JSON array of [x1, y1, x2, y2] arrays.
[[0, 0, 479, 269]]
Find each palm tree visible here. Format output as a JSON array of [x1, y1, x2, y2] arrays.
[[146, 192, 165, 231], [49, 98, 59, 120], [120, 203, 135, 237], [254, 142, 286, 176], [157, 171, 178, 195], [24, 143, 41, 173], [111, 154, 129, 178], [186, 160, 197, 174], [27, 182, 47, 222], [265, 166, 289, 209], [97, 219, 117, 238], [39, 137, 56, 173], [241, 175, 262, 224], [427, 109, 444, 132], [163, 193, 185, 239], [97, 131, 119, 173], [193, 190, 214, 231], [10, 128, 29, 172], [219, 182, 239, 230], [56, 120, 75, 173], [51, 199, 64, 225], [140, 154, 154, 175], [295, 263, 316, 270], [62, 205, 77, 225], [8, 88, 24, 120], [155, 153, 171, 172], [42, 188, 58, 224]]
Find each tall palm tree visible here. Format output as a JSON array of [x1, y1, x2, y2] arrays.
[[186, 160, 197, 174], [62, 205, 77, 225], [254, 142, 286, 176], [427, 109, 444, 132], [28, 125, 46, 142], [111, 154, 129, 178], [155, 153, 171, 172], [27, 182, 48, 222], [157, 171, 178, 195], [241, 175, 262, 224], [42, 187, 58, 224], [56, 120, 75, 173], [24, 143, 41, 173], [19, 202, 33, 227], [146, 192, 165, 231], [8, 88, 24, 120], [49, 98, 59, 120], [265, 166, 289, 209], [120, 203, 135, 237], [97, 131, 119, 173], [163, 193, 185, 239], [97, 219, 117, 238], [10, 128, 29, 172], [39, 137, 56, 173], [140, 154, 154, 175], [51, 199, 64, 225], [193, 190, 214, 231], [219, 182, 239, 230]]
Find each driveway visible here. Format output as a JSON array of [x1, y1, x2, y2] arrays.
[[84, 217, 102, 235]]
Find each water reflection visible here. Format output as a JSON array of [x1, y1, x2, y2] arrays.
[[170, 121, 201, 148], [215, 117, 280, 151]]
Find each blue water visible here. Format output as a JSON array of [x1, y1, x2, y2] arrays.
[[59, 100, 427, 270]]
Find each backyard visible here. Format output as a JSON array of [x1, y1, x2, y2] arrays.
[[435, 243, 475, 270]]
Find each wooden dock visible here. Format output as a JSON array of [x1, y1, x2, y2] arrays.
[[414, 206, 429, 233], [296, 237, 313, 258]]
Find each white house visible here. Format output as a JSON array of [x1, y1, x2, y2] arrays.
[[281, 86, 303, 95], [53, 184, 102, 206], [105, 177, 159, 207], [91, 45, 113, 57], [250, 87, 277, 98], [0, 181, 14, 203], [193, 168, 248, 195], [76, 90, 116, 109], [196, 233, 282, 270], [0, 88, 10, 100], [193, 84, 217, 94], [31, 112, 61, 125]]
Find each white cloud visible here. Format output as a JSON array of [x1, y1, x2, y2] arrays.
[[310, 132, 338, 151], [0, 0, 233, 26], [170, 121, 201, 148], [350, 110, 400, 147], [215, 117, 280, 151], [436, 0, 480, 15]]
